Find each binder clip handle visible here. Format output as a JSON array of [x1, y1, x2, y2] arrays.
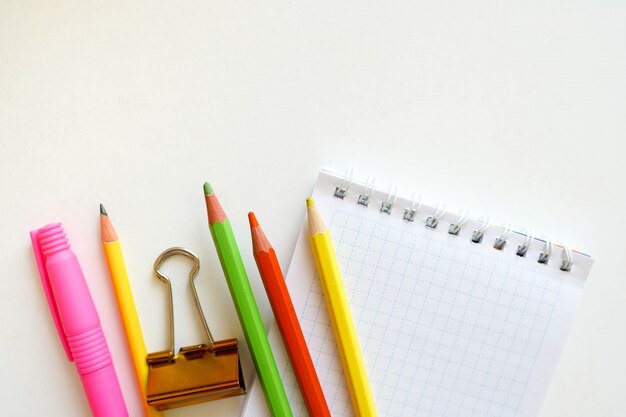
[[154, 247, 216, 353]]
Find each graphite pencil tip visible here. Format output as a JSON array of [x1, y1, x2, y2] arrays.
[[203, 182, 213, 196], [248, 211, 260, 228], [100, 206, 118, 242]]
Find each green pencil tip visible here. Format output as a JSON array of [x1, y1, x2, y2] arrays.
[[203, 182, 213, 196], [99, 203, 107, 215]]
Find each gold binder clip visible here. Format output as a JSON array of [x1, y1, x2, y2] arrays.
[[146, 247, 246, 410]]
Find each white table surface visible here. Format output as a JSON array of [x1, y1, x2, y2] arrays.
[[1, 1, 625, 416]]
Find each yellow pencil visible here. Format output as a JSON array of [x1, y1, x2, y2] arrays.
[[306, 198, 377, 417], [100, 205, 162, 417]]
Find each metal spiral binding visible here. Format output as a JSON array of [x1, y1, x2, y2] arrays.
[[493, 224, 512, 250], [425, 204, 447, 229], [357, 177, 376, 207], [471, 218, 490, 243], [380, 186, 397, 215], [538, 237, 552, 264], [403, 193, 421, 222], [516, 229, 532, 257], [449, 211, 470, 235], [334, 168, 354, 199], [560, 245, 573, 271], [330, 172, 572, 271]]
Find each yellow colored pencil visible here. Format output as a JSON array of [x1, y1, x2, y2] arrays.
[[100, 205, 162, 417], [306, 198, 377, 417]]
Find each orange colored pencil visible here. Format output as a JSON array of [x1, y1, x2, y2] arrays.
[[249, 212, 331, 417]]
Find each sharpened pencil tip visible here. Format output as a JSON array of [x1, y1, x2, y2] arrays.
[[248, 211, 259, 228], [99, 203, 107, 216], [306, 198, 315, 207], [203, 182, 213, 196]]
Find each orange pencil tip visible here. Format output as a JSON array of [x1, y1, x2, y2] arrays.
[[248, 211, 260, 228]]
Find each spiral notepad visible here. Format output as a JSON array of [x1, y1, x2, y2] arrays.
[[242, 168, 594, 417]]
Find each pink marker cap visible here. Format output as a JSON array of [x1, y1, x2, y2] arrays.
[[30, 226, 73, 361]]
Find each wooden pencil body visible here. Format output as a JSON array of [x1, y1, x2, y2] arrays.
[[103, 241, 162, 417], [253, 245, 331, 417], [309, 230, 377, 417]]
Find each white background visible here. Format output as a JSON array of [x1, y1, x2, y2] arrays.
[[1, 1, 624, 416]]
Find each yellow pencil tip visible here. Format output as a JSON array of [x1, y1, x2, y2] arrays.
[[306, 198, 314, 207]]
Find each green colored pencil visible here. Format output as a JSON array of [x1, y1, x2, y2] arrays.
[[203, 182, 293, 417]]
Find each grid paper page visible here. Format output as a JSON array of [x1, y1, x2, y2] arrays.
[[242, 169, 593, 417]]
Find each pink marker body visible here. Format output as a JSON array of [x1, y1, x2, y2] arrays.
[[31, 223, 128, 417]]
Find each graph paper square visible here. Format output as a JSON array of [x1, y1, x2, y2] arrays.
[[242, 170, 592, 417]]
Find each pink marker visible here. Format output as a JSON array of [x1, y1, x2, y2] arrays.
[[31, 223, 128, 417]]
